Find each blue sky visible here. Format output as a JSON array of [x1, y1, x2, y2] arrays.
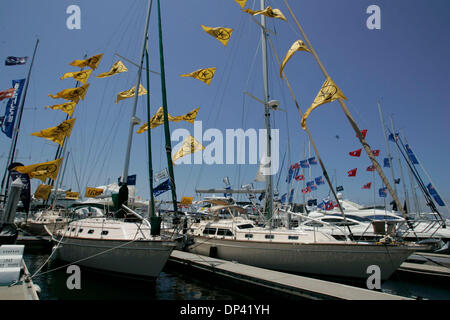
[[0, 0, 449, 216]]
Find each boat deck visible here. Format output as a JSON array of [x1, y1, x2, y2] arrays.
[[169, 250, 411, 300], [0, 260, 39, 300]]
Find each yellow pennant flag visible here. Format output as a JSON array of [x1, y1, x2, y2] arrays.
[[116, 84, 147, 104], [243, 6, 287, 22], [85, 187, 104, 198], [301, 77, 347, 130], [70, 54, 104, 70], [280, 40, 310, 78], [49, 83, 90, 103], [234, 0, 247, 9], [45, 102, 77, 117], [65, 191, 79, 200], [180, 196, 194, 205], [201, 25, 234, 46], [60, 69, 93, 85], [34, 184, 53, 200], [180, 68, 216, 85], [31, 118, 76, 146], [96, 60, 128, 78], [137, 107, 199, 134], [172, 135, 205, 162], [14, 158, 63, 182]]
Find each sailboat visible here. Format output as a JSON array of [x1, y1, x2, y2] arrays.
[[182, 0, 424, 281], [50, 0, 176, 279]]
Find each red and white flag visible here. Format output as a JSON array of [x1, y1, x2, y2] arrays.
[[349, 149, 362, 157], [347, 168, 357, 177], [362, 182, 372, 189]]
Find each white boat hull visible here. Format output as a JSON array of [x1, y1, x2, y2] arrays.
[[188, 237, 415, 280], [55, 236, 175, 278]]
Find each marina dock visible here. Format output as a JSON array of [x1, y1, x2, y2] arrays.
[[0, 259, 39, 300], [169, 250, 411, 300]]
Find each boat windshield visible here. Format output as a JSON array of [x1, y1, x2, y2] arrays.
[[237, 224, 254, 229]]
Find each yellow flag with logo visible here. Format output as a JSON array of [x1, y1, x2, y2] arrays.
[[14, 158, 63, 182], [60, 69, 93, 85], [31, 118, 76, 146], [85, 187, 104, 198], [280, 40, 310, 77], [201, 25, 234, 47], [49, 83, 90, 103], [137, 107, 199, 134], [45, 102, 77, 117], [65, 191, 79, 200], [96, 60, 128, 78], [180, 68, 216, 85], [116, 84, 147, 104], [172, 135, 205, 162], [234, 0, 247, 8], [243, 6, 287, 22], [181, 197, 194, 205], [301, 77, 347, 130], [70, 54, 103, 70], [34, 184, 53, 200]]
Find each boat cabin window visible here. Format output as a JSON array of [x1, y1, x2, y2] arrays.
[[305, 222, 323, 227], [88, 229, 94, 234], [203, 228, 217, 235], [365, 215, 401, 221], [217, 228, 233, 236], [237, 224, 254, 229], [56, 219, 63, 222], [322, 218, 344, 224], [288, 235, 299, 240], [101, 231, 109, 235], [71, 228, 76, 232], [67, 227, 70, 231], [78, 229, 83, 233], [265, 234, 274, 239], [343, 215, 370, 222], [244, 234, 253, 239]]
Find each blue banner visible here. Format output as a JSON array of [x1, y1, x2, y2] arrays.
[[153, 179, 170, 197], [118, 174, 137, 186], [427, 183, 445, 207], [405, 144, 419, 164], [379, 187, 387, 198], [1, 79, 25, 138]]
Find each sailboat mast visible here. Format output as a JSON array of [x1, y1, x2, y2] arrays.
[[282, 0, 408, 220], [390, 116, 410, 213], [260, 0, 273, 220], [121, 0, 153, 185], [400, 129, 421, 216], [145, 42, 155, 218], [1, 38, 39, 202], [157, 0, 178, 213], [378, 101, 398, 196]]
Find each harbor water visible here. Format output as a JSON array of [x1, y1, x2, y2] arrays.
[[24, 250, 450, 300]]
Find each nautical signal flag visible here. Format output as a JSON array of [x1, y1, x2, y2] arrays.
[[60, 69, 93, 85], [427, 183, 445, 206], [336, 186, 344, 192], [280, 40, 310, 77], [405, 144, 419, 164], [65, 191, 79, 200], [34, 184, 52, 200], [315, 176, 325, 185], [49, 83, 90, 103], [201, 25, 234, 47], [45, 102, 77, 117], [306, 181, 317, 190], [366, 165, 375, 172], [172, 135, 205, 162], [85, 187, 104, 198], [5, 56, 28, 66], [388, 133, 399, 142], [96, 60, 128, 78], [31, 118, 76, 146], [180, 68, 217, 85], [358, 129, 368, 139], [295, 174, 305, 181], [300, 160, 309, 168], [347, 168, 357, 177], [153, 179, 170, 197], [349, 149, 362, 157], [362, 182, 372, 189], [181, 197, 194, 205], [301, 77, 347, 130], [379, 187, 388, 198], [137, 107, 199, 133], [70, 53, 103, 70], [301, 187, 311, 194], [116, 84, 147, 104], [383, 158, 391, 168], [308, 157, 318, 166], [371, 150, 380, 157], [0, 88, 15, 101], [234, 0, 247, 8], [14, 158, 63, 182], [394, 178, 400, 184], [243, 6, 287, 22]]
